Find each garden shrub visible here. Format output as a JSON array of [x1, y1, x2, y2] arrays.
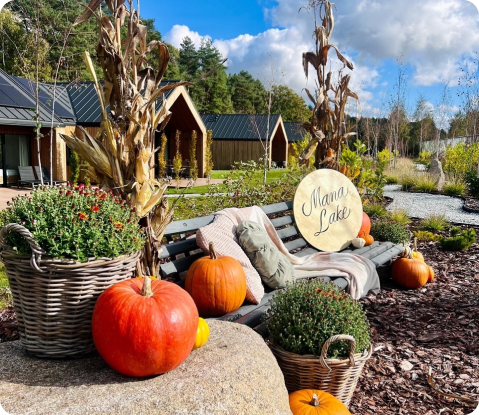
[[370, 220, 409, 244], [69, 150, 80, 184], [413, 230, 441, 242], [387, 209, 411, 225], [443, 181, 467, 196], [363, 203, 387, 218], [413, 175, 436, 193], [419, 214, 448, 232], [443, 143, 479, 182], [440, 228, 476, 251], [385, 175, 399, 184], [340, 140, 387, 202], [400, 175, 417, 191], [417, 149, 432, 169], [266, 279, 371, 358], [465, 171, 479, 197]]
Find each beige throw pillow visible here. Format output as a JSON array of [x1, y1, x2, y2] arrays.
[[196, 215, 265, 304]]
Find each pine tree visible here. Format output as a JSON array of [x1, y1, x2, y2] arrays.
[[228, 70, 267, 114], [179, 36, 199, 78]]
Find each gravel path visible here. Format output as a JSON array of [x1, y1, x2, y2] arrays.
[[384, 184, 479, 225]]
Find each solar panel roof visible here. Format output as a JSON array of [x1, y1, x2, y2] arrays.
[[0, 79, 35, 109]]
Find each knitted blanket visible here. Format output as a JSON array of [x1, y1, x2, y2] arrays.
[[215, 206, 380, 300]]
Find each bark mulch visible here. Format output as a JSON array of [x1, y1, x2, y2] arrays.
[[1, 220, 478, 414], [350, 220, 479, 415]]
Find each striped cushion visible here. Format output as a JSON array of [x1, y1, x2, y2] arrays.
[[196, 215, 264, 304]]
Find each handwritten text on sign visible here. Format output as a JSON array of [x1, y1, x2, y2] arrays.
[[293, 169, 362, 252]]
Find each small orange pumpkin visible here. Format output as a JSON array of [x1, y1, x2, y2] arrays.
[[289, 390, 351, 415], [427, 266, 435, 282], [185, 242, 247, 316], [359, 212, 371, 237], [358, 231, 374, 246], [392, 247, 430, 289], [412, 238, 424, 262], [192, 317, 210, 350]]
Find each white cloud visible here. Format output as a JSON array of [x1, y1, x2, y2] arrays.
[[163, 0, 479, 113], [268, 0, 479, 86], [164, 25, 207, 49]]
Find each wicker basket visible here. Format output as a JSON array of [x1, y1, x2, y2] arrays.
[[0, 223, 140, 358], [269, 334, 373, 407]]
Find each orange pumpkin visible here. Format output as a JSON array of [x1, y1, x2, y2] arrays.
[[360, 233, 374, 246], [289, 390, 351, 415], [392, 247, 430, 289], [185, 242, 247, 316], [427, 266, 435, 282], [359, 212, 371, 237]]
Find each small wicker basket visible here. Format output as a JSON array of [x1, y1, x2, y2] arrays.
[[0, 223, 140, 358], [269, 334, 372, 407]]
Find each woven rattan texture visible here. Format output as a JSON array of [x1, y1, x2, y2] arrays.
[[0, 223, 139, 358], [269, 337, 372, 407]]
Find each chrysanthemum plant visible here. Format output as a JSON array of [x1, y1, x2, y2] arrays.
[[299, 0, 360, 169], [60, 0, 192, 276]]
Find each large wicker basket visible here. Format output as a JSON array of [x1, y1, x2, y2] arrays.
[[269, 334, 372, 407], [0, 223, 140, 358]]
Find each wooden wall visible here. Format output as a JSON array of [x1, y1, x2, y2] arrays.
[[212, 140, 265, 170]]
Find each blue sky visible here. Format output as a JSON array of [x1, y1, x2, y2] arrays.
[[140, 0, 479, 122]]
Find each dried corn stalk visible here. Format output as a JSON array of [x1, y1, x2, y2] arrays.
[[299, 0, 360, 169], [60, 0, 192, 277]]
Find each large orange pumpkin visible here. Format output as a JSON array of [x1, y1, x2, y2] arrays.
[[185, 242, 247, 316], [359, 212, 371, 237], [92, 277, 198, 377], [392, 248, 431, 289], [289, 390, 351, 415]]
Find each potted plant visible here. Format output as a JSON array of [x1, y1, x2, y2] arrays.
[[266, 279, 372, 407], [0, 184, 144, 358]]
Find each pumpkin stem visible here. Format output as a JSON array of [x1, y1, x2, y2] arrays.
[[141, 276, 153, 298], [413, 237, 418, 252], [208, 242, 218, 260], [309, 393, 320, 407]]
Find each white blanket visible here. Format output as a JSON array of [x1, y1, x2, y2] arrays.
[[216, 206, 380, 300]]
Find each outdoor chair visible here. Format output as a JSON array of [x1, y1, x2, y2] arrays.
[[17, 166, 42, 188], [34, 166, 67, 186]]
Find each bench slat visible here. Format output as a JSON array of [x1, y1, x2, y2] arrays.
[[284, 237, 308, 252], [160, 252, 204, 277], [160, 238, 200, 259], [361, 242, 394, 260], [276, 226, 298, 240], [163, 215, 214, 236], [260, 201, 293, 215], [371, 244, 403, 266], [270, 215, 294, 228]]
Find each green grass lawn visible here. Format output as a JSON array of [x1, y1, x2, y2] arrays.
[[165, 169, 290, 195]]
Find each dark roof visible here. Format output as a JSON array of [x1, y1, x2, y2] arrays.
[[0, 70, 65, 127], [12, 76, 77, 125], [284, 122, 308, 142], [201, 114, 281, 140], [65, 80, 179, 125]]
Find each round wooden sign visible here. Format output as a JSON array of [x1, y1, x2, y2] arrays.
[[293, 169, 363, 252]]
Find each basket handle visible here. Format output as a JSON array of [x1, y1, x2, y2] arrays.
[[319, 334, 357, 371], [0, 223, 47, 273]]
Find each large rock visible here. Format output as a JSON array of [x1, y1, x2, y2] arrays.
[[0, 320, 292, 415], [429, 158, 445, 190]]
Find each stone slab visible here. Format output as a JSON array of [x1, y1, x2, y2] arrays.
[[0, 320, 292, 415]]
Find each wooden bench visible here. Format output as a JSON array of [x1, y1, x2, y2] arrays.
[[160, 201, 403, 331]]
